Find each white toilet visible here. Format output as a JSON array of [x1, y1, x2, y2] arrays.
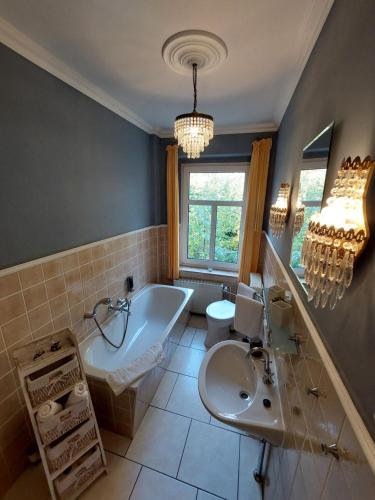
[[205, 299, 236, 348]]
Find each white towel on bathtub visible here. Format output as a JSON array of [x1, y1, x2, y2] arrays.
[[106, 343, 165, 396]]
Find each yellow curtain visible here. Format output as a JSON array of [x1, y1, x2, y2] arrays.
[[239, 138, 272, 282], [166, 144, 180, 281]]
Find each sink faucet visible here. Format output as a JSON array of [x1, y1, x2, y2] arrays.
[[246, 346, 274, 385]]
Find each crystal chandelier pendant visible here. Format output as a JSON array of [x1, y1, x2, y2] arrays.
[[301, 156, 374, 310], [174, 63, 214, 159]]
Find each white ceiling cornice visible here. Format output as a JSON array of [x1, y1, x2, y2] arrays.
[[0, 2, 333, 137], [0, 16, 155, 134], [0, 16, 277, 138], [156, 122, 278, 138], [273, 0, 334, 124]]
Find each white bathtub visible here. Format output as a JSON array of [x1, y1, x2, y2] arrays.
[[80, 284, 193, 383]]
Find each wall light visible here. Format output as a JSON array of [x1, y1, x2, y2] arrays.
[[269, 183, 291, 237], [293, 195, 305, 235], [301, 156, 374, 309]]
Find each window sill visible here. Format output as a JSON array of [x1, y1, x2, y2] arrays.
[[179, 266, 238, 279]]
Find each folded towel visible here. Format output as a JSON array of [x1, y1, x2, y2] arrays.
[[66, 382, 89, 407], [237, 282, 257, 299], [37, 400, 63, 424], [234, 294, 264, 338], [106, 343, 165, 396]]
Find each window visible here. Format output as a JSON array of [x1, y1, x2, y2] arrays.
[[290, 163, 328, 270], [181, 163, 248, 271]]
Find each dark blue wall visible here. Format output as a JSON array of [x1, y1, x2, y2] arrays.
[[0, 42, 157, 269], [264, 0, 375, 438]]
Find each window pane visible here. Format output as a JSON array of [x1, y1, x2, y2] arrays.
[[299, 169, 326, 202], [188, 205, 211, 260], [189, 172, 245, 201], [214, 206, 242, 263]]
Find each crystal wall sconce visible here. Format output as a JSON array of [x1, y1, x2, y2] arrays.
[[293, 196, 305, 235], [269, 183, 291, 237], [301, 156, 374, 310]]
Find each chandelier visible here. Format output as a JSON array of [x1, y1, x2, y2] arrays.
[[174, 63, 214, 159], [301, 156, 374, 310], [269, 183, 291, 237]]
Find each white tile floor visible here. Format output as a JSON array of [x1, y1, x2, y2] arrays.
[[4, 316, 262, 500]]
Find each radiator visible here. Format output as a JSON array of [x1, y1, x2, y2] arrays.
[[174, 279, 223, 314]]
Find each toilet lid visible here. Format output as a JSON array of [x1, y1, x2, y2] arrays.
[[206, 300, 235, 320]]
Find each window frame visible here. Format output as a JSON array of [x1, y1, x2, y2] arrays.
[[180, 162, 249, 271], [299, 159, 328, 208]]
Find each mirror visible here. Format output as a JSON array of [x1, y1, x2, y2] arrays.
[[289, 122, 334, 291]]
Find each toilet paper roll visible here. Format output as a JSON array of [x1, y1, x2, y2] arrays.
[[65, 382, 89, 407], [37, 400, 63, 422]]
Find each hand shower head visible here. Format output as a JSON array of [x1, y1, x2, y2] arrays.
[[84, 297, 112, 319]]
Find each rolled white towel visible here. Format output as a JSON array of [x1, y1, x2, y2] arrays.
[[106, 343, 165, 396], [37, 400, 63, 423], [237, 282, 257, 299], [65, 382, 89, 407]]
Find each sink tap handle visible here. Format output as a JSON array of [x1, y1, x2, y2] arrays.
[[262, 372, 274, 385], [321, 443, 340, 460]]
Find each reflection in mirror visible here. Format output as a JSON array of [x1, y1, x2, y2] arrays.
[[289, 123, 334, 291]]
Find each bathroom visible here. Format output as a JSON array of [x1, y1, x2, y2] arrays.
[[0, 0, 374, 499]]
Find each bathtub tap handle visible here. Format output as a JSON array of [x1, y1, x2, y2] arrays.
[[109, 297, 131, 313], [84, 297, 112, 319]]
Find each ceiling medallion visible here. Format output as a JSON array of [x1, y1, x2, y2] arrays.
[[162, 30, 228, 75], [163, 30, 227, 159]]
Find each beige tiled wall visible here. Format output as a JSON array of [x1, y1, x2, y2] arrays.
[[0, 224, 167, 494], [259, 234, 375, 500]]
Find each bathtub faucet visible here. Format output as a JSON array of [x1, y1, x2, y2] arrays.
[[83, 296, 131, 349], [109, 297, 131, 313], [84, 297, 131, 319]]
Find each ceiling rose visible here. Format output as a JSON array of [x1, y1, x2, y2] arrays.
[[162, 30, 228, 75]]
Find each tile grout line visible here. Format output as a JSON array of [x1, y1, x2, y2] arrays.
[[149, 404, 210, 426], [160, 371, 249, 436], [128, 464, 143, 500], [164, 372, 180, 410], [176, 417, 193, 479], [111, 449, 226, 499], [237, 434, 242, 500]]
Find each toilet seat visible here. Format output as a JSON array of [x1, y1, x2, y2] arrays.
[[205, 300, 235, 348], [206, 299, 235, 320]]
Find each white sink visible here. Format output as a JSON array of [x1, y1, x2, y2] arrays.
[[198, 340, 285, 445]]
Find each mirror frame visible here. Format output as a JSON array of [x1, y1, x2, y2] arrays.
[[289, 121, 335, 293]]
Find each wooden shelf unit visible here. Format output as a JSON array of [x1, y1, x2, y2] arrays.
[[13, 329, 107, 500]]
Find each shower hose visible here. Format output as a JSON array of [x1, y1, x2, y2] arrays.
[[94, 306, 130, 349]]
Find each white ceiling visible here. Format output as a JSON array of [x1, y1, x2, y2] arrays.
[[0, 0, 333, 136]]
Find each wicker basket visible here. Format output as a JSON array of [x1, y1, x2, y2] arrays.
[[46, 419, 97, 472], [27, 356, 81, 407], [54, 446, 102, 499], [38, 397, 91, 446]]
